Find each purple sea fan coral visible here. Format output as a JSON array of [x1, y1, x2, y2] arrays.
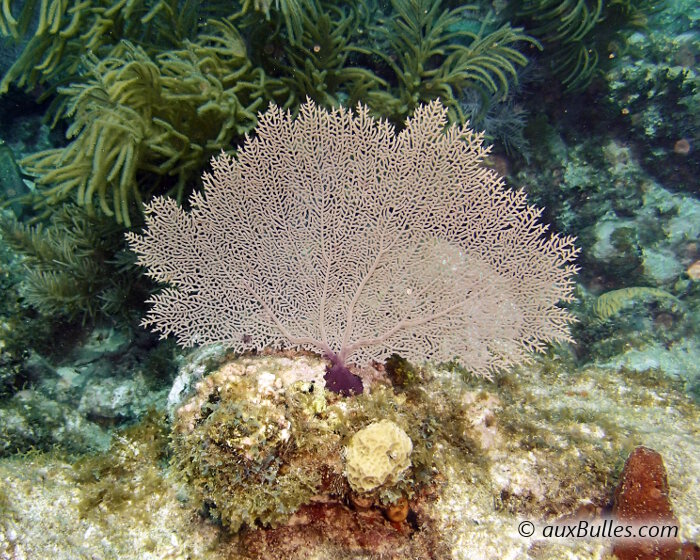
[[126, 100, 579, 394]]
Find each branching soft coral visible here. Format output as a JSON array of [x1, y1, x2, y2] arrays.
[[21, 22, 269, 226], [510, 0, 665, 90], [239, 0, 317, 45], [278, 1, 386, 108], [358, 0, 538, 123], [0, 204, 136, 320], [0, 0, 199, 94]]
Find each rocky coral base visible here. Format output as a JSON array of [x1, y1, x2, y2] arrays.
[[235, 491, 448, 560], [0, 353, 698, 560]]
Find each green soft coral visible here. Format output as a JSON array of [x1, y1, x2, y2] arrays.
[[359, 0, 538, 123], [593, 287, 680, 321], [511, 0, 665, 90], [21, 21, 269, 226], [0, 0, 199, 94], [0, 204, 136, 320], [278, 1, 386, 108], [239, 0, 317, 46]]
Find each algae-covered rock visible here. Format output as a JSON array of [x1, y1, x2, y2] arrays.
[[170, 354, 445, 532], [171, 354, 342, 532]]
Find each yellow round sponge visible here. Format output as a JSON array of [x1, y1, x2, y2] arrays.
[[345, 420, 413, 493]]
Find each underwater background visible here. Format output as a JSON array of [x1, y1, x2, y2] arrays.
[[0, 1, 698, 559]]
